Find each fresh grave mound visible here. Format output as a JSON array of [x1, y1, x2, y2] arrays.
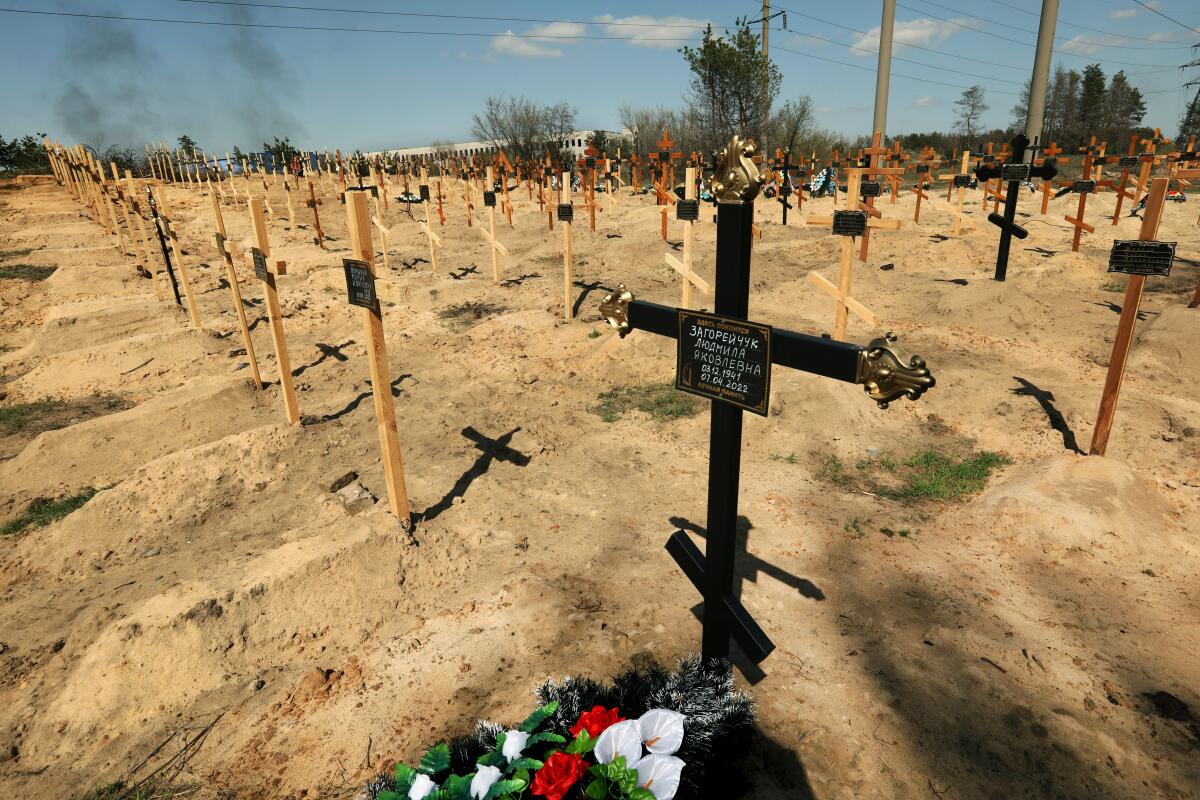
[[966, 452, 1179, 554], [363, 656, 754, 800], [0, 296, 179, 366], [1127, 305, 1199, 386]]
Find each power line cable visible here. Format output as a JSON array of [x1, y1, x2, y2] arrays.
[[1129, 0, 1199, 34], [771, 43, 1018, 94], [986, 0, 1195, 44]]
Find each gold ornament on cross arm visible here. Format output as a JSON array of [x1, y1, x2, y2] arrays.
[[712, 136, 764, 205], [855, 333, 935, 408]]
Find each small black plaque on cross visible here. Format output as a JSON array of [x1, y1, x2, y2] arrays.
[[953, 174, 972, 188], [251, 247, 268, 281], [1001, 163, 1031, 182], [676, 309, 772, 416], [483, 191, 496, 207], [343, 258, 378, 309], [1107, 240, 1175, 276], [419, 184, 430, 201], [585, 157, 596, 169], [677, 199, 699, 221], [916, 164, 930, 174], [832, 210, 868, 237], [1119, 156, 1138, 168], [860, 180, 882, 198], [1073, 179, 1096, 194], [557, 203, 573, 222], [215, 232, 226, 253], [544, 167, 553, 177]]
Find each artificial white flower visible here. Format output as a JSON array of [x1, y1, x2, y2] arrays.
[[470, 764, 503, 799], [638, 709, 685, 755], [500, 730, 529, 763], [633, 754, 685, 800], [594, 719, 642, 766], [408, 773, 438, 800]]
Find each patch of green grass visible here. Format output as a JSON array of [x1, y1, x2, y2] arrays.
[[843, 516, 871, 537], [881, 450, 1011, 502], [815, 455, 851, 485], [1101, 281, 1126, 293], [0, 264, 56, 281], [770, 452, 800, 464], [2, 488, 99, 536], [74, 781, 198, 800], [588, 328, 603, 339], [879, 526, 916, 538], [436, 300, 508, 330], [856, 453, 897, 472], [588, 382, 700, 423], [0, 394, 131, 438], [0, 247, 35, 260]]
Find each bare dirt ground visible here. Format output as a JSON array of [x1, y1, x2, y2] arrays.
[[1, 171, 1198, 799]]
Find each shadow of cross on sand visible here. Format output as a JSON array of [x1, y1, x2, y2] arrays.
[[291, 340, 355, 377], [417, 427, 530, 523], [1011, 376, 1084, 454], [669, 515, 825, 685]]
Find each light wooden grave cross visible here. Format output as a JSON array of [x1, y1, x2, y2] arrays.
[[343, 189, 413, 523], [577, 141, 603, 232], [142, 185, 184, 306], [460, 165, 475, 227], [372, 214, 392, 272], [1062, 139, 1106, 252], [911, 149, 942, 223], [1099, 135, 1142, 224], [122, 169, 166, 299], [855, 132, 904, 262], [1133, 129, 1169, 200], [209, 189, 264, 390], [306, 179, 325, 248], [559, 170, 575, 320], [478, 166, 508, 282], [151, 186, 204, 328], [1088, 178, 1173, 456], [665, 166, 708, 308], [496, 150, 516, 225], [597, 136, 935, 663], [247, 197, 300, 425], [648, 129, 683, 214], [940, 150, 976, 237], [886, 140, 909, 205], [1036, 141, 1067, 214], [975, 134, 1059, 281], [417, 171, 442, 272], [109, 162, 152, 283], [804, 168, 900, 338]]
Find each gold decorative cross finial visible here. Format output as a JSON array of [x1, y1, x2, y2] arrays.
[[712, 136, 763, 205]]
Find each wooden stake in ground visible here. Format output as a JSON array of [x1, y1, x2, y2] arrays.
[[1102, 135, 1141, 223], [856, 132, 904, 262], [152, 187, 204, 328], [665, 166, 708, 308], [124, 170, 167, 300], [417, 180, 442, 272], [804, 168, 900, 338], [344, 190, 412, 523], [306, 179, 325, 247], [1063, 139, 1105, 252], [210, 190, 263, 390], [479, 166, 508, 282], [940, 150, 975, 237], [1088, 178, 1171, 457], [247, 197, 300, 425], [560, 170, 574, 320]]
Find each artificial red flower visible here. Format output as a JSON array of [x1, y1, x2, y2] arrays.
[[569, 705, 626, 738], [530, 751, 588, 800]]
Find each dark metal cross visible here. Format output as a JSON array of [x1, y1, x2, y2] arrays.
[[599, 136, 935, 664], [975, 134, 1058, 282]]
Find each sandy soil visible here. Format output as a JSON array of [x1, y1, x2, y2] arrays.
[[0, 170, 1198, 800]]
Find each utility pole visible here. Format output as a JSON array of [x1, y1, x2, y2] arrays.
[[872, 0, 896, 139], [1024, 0, 1060, 162], [762, 1, 770, 147]]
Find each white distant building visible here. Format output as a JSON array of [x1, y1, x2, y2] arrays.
[[371, 129, 629, 161]]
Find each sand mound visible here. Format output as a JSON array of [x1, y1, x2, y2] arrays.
[[1129, 305, 1199, 385]]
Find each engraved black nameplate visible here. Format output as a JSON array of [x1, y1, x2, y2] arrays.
[[953, 174, 972, 188], [916, 164, 930, 174], [1073, 180, 1095, 194], [676, 309, 772, 416], [419, 184, 430, 201], [860, 181, 882, 198], [832, 210, 868, 237], [557, 203, 573, 222], [1119, 156, 1138, 168], [343, 258, 378, 309], [483, 191, 496, 207], [585, 157, 595, 169], [1107, 240, 1175, 276], [252, 247, 268, 281], [544, 167, 553, 177], [1001, 163, 1031, 182], [677, 199, 699, 221]]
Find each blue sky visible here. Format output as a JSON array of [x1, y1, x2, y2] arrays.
[[1, 0, 1196, 153]]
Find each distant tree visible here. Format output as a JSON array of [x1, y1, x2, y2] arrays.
[[1009, 79, 1031, 134], [177, 134, 199, 156], [766, 96, 816, 153], [470, 95, 577, 164], [231, 145, 247, 167], [589, 129, 609, 156], [0, 132, 51, 175], [954, 85, 989, 141], [263, 136, 299, 170], [1077, 64, 1107, 138], [680, 22, 781, 150], [1181, 88, 1200, 143], [1102, 71, 1146, 146]]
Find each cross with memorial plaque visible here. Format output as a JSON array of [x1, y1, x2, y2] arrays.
[[1089, 178, 1173, 457], [648, 129, 683, 206], [209, 189, 263, 391], [1061, 139, 1106, 252], [804, 168, 900, 338], [597, 136, 935, 663], [560, 169, 575, 320], [975, 134, 1058, 280], [911, 149, 941, 223], [479, 166, 508, 282], [1133, 128, 1169, 200], [247, 196, 301, 426], [886, 140, 909, 205], [1036, 141, 1068, 214], [770, 148, 797, 224], [576, 141, 603, 232], [666, 166, 708, 309], [940, 150, 975, 237], [855, 132, 904, 262], [1097, 135, 1141, 224]]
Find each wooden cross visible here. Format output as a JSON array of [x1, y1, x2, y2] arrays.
[[597, 136, 935, 663], [143, 186, 184, 305], [804, 168, 900, 338], [418, 170, 442, 273], [940, 150, 976, 237], [855, 132, 904, 262], [577, 141, 603, 232], [344, 190, 412, 524], [770, 148, 799, 224], [1133, 128, 1169, 199], [372, 214, 392, 272], [151, 186, 204, 328], [628, 153, 642, 194], [496, 149, 516, 225], [305, 179, 325, 247], [648, 129, 683, 206], [1063, 139, 1105, 252], [209, 189, 263, 390], [1096, 134, 1141, 224], [886, 140, 909, 205], [478, 166, 508, 282], [1089, 178, 1170, 456], [911, 149, 941, 223], [665, 166, 709, 308], [461, 166, 475, 227], [560, 169, 574, 320], [247, 196, 300, 425], [122, 169, 165, 299], [1037, 141, 1067, 214]]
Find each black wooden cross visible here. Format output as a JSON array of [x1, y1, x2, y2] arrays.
[[771, 148, 796, 225], [599, 136, 935, 664], [975, 134, 1057, 282]]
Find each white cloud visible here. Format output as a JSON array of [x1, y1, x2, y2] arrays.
[[1147, 31, 1177, 41], [913, 96, 940, 108], [849, 18, 963, 57], [527, 21, 588, 40], [592, 14, 708, 49], [488, 24, 586, 59], [1060, 34, 1102, 54], [1109, 9, 1137, 18], [789, 32, 829, 48]]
